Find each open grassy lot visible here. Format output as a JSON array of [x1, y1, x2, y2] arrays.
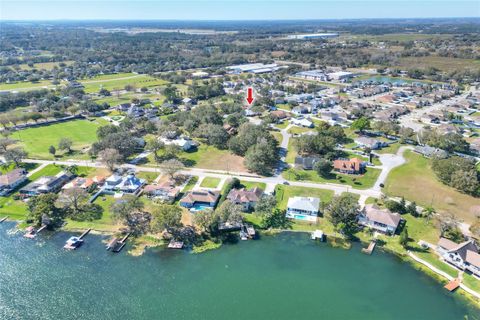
[[288, 126, 314, 135], [343, 33, 452, 42], [385, 150, 480, 223], [182, 176, 198, 192], [285, 138, 297, 164], [135, 171, 159, 183], [0, 79, 62, 91], [148, 144, 247, 172], [10, 119, 105, 159], [283, 167, 381, 190], [397, 56, 480, 72], [0, 162, 38, 175], [275, 184, 334, 210], [17, 61, 75, 71], [81, 74, 168, 93], [200, 177, 221, 188]]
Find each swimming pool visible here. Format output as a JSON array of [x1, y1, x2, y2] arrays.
[[189, 204, 213, 212]]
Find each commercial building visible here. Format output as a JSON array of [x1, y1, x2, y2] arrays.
[[287, 33, 339, 40]]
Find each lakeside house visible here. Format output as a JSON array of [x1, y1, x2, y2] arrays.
[[143, 181, 180, 204], [0, 169, 27, 196], [19, 171, 73, 197], [180, 190, 220, 210], [104, 173, 145, 194], [294, 156, 320, 170], [358, 205, 402, 235], [286, 196, 320, 222], [333, 158, 365, 174], [227, 187, 264, 211], [62, 176, 106, 192], [354, 137, 387, 150], [436, 237, 480, 277]]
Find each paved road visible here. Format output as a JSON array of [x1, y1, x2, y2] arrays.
[[372, 146, 412, 192]]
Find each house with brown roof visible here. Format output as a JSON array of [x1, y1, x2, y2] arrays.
[[180, 190, 220, 210], [143, 181, 180, 204], [0, 169, 27, 196], [333, 158, 365, 174], [436, 237, 480, 277], [358, 205, 402, 235], [62, 176, 105, 192], [227, 187, 264, 211]]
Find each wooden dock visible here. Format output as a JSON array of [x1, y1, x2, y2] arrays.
[[79, 228, 91, 239], [444, 278, 461, 292], [0, 216, 8, 223], [107, 233, 130, 253], [362, 240, 376, 255]]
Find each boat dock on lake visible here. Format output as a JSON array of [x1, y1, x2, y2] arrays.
[[64, 228, 91, 250], [311, 230, 324, 241], [106, 233, 130, 253], [0, 216, 8, 223], [362, 240, 377, 255], [444, 278, 461, 292], [168, 240, 184, 249]]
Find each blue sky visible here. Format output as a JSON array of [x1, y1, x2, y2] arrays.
[[1, 1, 479, 20]]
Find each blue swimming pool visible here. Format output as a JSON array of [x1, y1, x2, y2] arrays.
[[190, 203, 213, 212]]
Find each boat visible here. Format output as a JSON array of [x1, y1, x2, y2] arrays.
[[24, 226, 37, 239], [240, 230, 248, 241], [168, 240, 184, 249], [64, 236, 84, 250], [311, 230, 324, 241]]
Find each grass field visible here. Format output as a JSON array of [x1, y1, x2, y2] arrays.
[[80, 73, 168, 93], [283, 167, 381, 190], [288, 126, 314, 135], [274, 184, 334, 210], [182, 176, 198, 192], [200, 177, 221, 188], [10, 119, 105, 159], [17, 61, 75, 71], [344, 33, 452, 42], [0, 79, 62, 91], [397, 56, 480, 72], [238, 180, 267, 190], [385, 150, 480, 223]]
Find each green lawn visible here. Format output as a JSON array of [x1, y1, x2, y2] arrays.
[[63, 195, 121, 232], [182, 176, 198, 192], [239, 180, 267, 190], [0, 79, 63, 91], [200, 177, 221, 188], [385, 150, 480, 223], [275, 122, 289, 129], [288, 126, 314, 135], [275, 184, 334, 210], [0, 162, 38, 174], [463, 274, 480, 293], [81, 74, 168, 93], [136, 171, 159, 183], [10, 119, 105, 159], [414, 250, 458, 278], [283, 167, 381, 190], [285, 138, 297, 164]]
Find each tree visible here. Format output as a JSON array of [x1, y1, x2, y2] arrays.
[[49, 145, 56, 157], [385, 199, 406, 214], [98, 148, 122, 172], [125, 211, 152, 236], [0, 138, 14, 153], [406, 201, 418, 217], [110, 196, 145, 222], [262, 209, 291, 229], [160, 159, 183, 180], [58, 137, 73, 153], [314, 158, 333, 178], [244, 137, 279, 175], [254, 195, 277, 217], [60, 187, 89, 216], [350, 117, 371, 133], [27, 193, 65, 227], [146, 138, 164, 163], [399, 227, 409, 248], [326, 193, 360, 238], [216, 201, 243, 226], [5, 147, 27, 167], [151, 204, 183, 235], [193, 208, 219, 234]]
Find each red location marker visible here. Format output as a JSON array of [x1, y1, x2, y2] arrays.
[[246, 87, 254, 105]]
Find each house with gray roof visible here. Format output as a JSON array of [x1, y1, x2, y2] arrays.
[[358, 204, 402, 235], [286, 196, 320, 222], [436, 237, 480, 277]]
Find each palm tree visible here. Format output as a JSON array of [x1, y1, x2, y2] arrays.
[[422, 206, 436, 222]]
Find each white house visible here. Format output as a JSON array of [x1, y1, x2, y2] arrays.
[[290, 118, 314, 128], [160, 137, 195, 151], [286, 196, 320, 222], [436, 237, 480, 277], [104, 174, 145, 194]]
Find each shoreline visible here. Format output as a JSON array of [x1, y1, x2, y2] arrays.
[[2, 218, 480, 306]]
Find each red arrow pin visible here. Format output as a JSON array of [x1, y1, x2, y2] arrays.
[[246, 87, 254, 105]]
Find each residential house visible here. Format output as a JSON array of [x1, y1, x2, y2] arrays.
[[290, 117, 314, 128], [104, 174, 145, 194], [333, 158, 365, 174], [143, 181, 180, 204], [19, 171, 73, 197], [294, 156, 320, 170], [436, 238, 480, 277], [286, 196, 320, 222], [160, 136, 195, 151], [413, 145, 448, 159], [358, 205, 402, 235], [179, 190, 220, 209], [355, 137, 387, 150], [0, 169, 27, 196], [227, 187, 264, 211], [62, 176, 105, 192]]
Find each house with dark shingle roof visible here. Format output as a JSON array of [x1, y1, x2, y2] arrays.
[[294, 156, 320, 170], [358, 205, 402, 235], [227, 187, 264, 211], [436, 237, 480, 277]]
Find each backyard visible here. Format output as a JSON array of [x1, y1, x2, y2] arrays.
[[274, 184, 334, 210]]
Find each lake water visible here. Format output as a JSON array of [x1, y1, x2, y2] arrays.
[[0, 222, 477, 320]]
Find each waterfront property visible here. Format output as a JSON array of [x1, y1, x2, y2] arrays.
[[19, 171, 73, 197], [0, 169, 27, 196], [104, 173, 145, 194], [358, 204, 402, 235], [62, 176, 106, 192], [436, 237, 480, 277], [333, 157, 365, 174], [286, 196, 320, 222], [227, 187, 264, 211], [179, 190, 220, 211], [143, 181, 180, 204]]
